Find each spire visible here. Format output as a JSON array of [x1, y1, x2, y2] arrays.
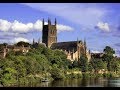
[[33, 38, 35, 45], [55, 18, 57, 26], [77, 37, 79, 44], [84, 38, 86, 45], [43, 18, 44, 26], [89, 49, 91, 54], [48, 18, 51, 25]]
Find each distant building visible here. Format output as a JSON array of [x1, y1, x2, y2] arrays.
[[0, 45, 30, 58], [91, 53, 104, 59]]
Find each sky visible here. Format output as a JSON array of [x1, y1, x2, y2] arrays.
[[0, 3, 120, 57]]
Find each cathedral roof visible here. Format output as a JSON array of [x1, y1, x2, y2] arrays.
[[51, 41, 82, 52]]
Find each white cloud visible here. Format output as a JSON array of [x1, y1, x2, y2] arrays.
[[11, 37, 29, 43], [0, 19, 11, 32], [0, 19, 73, 33], [11, 20, 33, 33], [33, 20, 42, 31], [96, 22, 110, 32], [57, 24, 73, 32], [91, 50, 101, 53]]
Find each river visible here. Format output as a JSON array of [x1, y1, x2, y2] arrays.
[[31, 77, 120, 87], [1, 77, 120, 87]]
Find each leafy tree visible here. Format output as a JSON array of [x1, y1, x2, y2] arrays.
[[79, 55, 88, 72], [91, 59, 107, 73], [53, 49, 67, 60], [109, 59, 119, 73], [1, 68, 17, 86], [13, 56, 27, 78], [15, 41, 30, 47], [50, 64, 65, 80], [41, 48, 54, 60], [35, 44, 45, 53], [102, 46, 115, 71], [72, 60, 79, 68], [88, 62, 94, 72]]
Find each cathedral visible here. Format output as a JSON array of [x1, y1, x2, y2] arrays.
[[42, 18, 91, 62]]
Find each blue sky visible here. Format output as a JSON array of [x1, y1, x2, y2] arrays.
[[0, 3, 120, 57]]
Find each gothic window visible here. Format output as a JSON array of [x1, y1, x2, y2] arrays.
[[51, 30, 52, 34], [53, 30, 54, 35], [52, 30, 53, 35]]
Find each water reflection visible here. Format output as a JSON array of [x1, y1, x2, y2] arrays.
[[5, 77, 120, 87], [48, 77, 120, 87], [107, 78, 120, 87]]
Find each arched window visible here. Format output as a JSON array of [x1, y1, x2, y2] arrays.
[[53, 30, 54, 35], [51, 30, 52, 34]]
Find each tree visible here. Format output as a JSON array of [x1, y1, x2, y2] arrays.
[[1, 68, 17, 86], [109, 59, 119, 73], [15, 41, 30, 47], [50, 64, 65, 80], [79, 55, 88, 72], [103, 46, 115, 56], [88, 62, 94, 72], [91, 59, 107, 73], [72, 60, 79, 68], [102, 46, 115, 71]]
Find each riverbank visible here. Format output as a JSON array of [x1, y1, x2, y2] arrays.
[[1, 70, 120, 87]]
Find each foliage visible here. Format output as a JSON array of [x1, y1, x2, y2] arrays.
[[50, 65, 65, 80], [72, 60, 79, 68], [91, 59, 107, 72], [15, 41, 30, 47], [0, 43, 120, 86], [102, 46, 115, 71], [79, 55, 88, 72], [88, 62, 94, 72]]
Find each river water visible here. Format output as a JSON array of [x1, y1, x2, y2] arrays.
[[1, 77, 119, 87], [32, 77, 120, 87]]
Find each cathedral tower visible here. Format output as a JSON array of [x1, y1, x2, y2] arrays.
[[42, 18, 57, 48]]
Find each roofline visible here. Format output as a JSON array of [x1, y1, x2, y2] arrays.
[[53, 40, 82, 44]]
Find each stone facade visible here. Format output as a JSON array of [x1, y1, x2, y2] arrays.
[[0, 45, 30, 58], [42, 18, 57, 48]]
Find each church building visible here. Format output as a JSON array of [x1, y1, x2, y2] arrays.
[[42, 18, 91, 62]]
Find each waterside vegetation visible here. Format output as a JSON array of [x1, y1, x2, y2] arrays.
[[0, 42, 120, 86]]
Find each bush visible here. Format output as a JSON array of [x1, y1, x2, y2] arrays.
[[103, 73, 113, 78], [50, 68, 65, 80], [82, 73, 90, 78]]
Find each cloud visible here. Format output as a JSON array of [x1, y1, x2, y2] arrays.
[[11, 37, 29, 43], [11, 20, 33, 33], [0, 19, 73, 33], [57, 24, 73, 32], [0, 19, 11, 32], [0, 32, 25, 37], [33, 20, 42, 31], [91, 50, 101, 53], [95, 22, 110, 32]]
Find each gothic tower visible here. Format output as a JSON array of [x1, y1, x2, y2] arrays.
[[42, 18, 57, 48]]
